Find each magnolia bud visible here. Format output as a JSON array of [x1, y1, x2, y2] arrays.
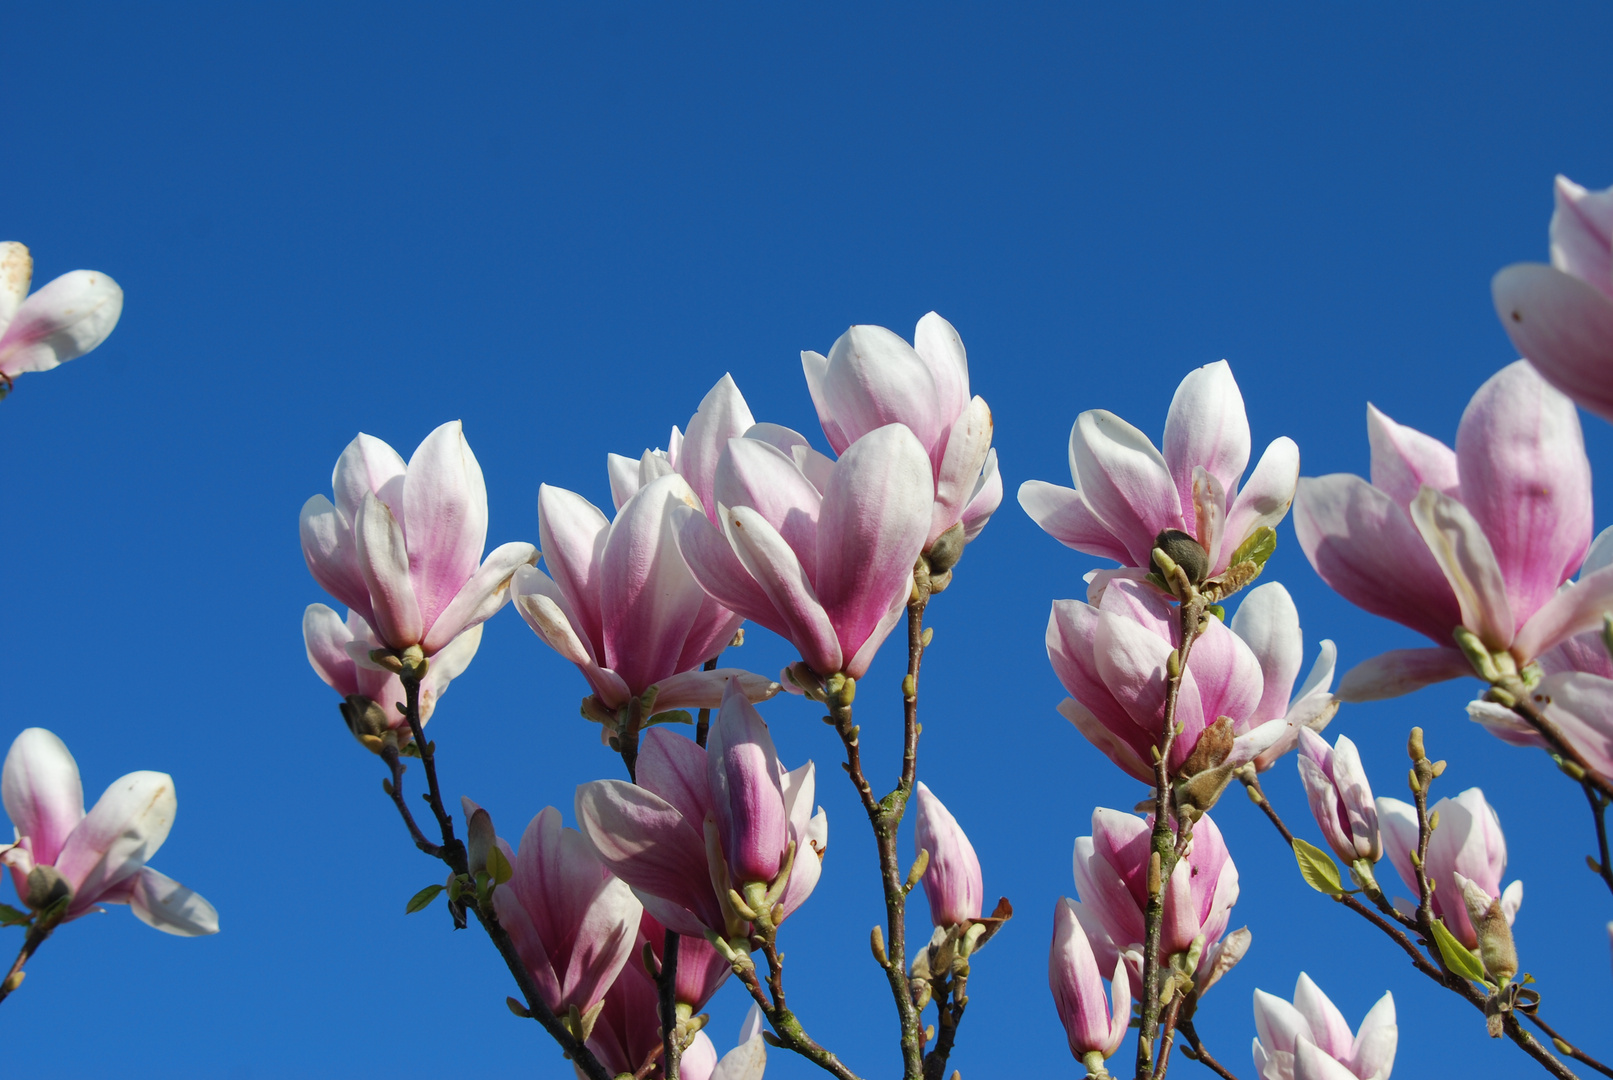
[[1457, 874, 1517, 983], [24, 865, 70, 912], [1152, 529, 1210, 585]]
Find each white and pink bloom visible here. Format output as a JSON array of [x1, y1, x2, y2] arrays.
[[689, 1006, 768, 1080], [575, 682, 827, 944], [1252, 974, 1396, 1080], [802, 314, 1002, 550], [0, 728, 216, 936], [1019, 360, 1299, 575], [1068, 808, 1245, 998], [1295, 361, 1611, 701], [1493, 176, 1613, 422], [0, 242, 123, 387], [607, 374, 760, 525], [513, 472, 776, 716], [1376, 787, 1521, 950], [1049, 897, 1130, 1068], [489, 804, 643, 1023], [1296, 730, 1380, 866], [1048, 579, 1334, 783], [913, 782, 983, 929], [676, 422, 933, 680], [299, 421, 537, 657], [302, 603, 482, 741]]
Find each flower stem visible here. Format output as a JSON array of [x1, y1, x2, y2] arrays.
[[0, 922, 51, 1007]]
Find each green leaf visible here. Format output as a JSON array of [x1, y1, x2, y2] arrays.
[[406, 884, 445, 914], [0, 904, 30, 928], [1228, 526, 1278, 570], [487, 844, 514, 886], [1429, 917, 1488, 983], [1292, 838, 1343, 896], [645, 709, 694, 728], [1206, 604, 1226, 622]]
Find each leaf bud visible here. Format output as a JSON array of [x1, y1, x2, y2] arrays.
[[927, 522, 967, 574], [1152, 529, 1209, 585], [1407, 727, 1426, 763], [23, 865, 70, 912]]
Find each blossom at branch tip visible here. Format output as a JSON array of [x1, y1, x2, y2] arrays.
[[0, 728, 217, 936], [1048, 579, 1335, 783], [1019, 360, 1299, 576], [487, 804, 642, 1023], [512, 472, 777, 715], [1050, 897, 1130, 1063], [1067, 808, 1246, 998], [575, 681, 827, 944], [676, 422, 933, 680], [1493, 176, 1613, 422], [1376, 787, 1521, 950], [607, 373, 761, 526], [1296, 729, 1380, 865], [303, 603, 481, 743], [1295, 361, 1607, 702], [1252, 974, 1396, 1080], [802, 313, 1002, 549], [913, 782, 983, 929], [0, 242, 123, 385], [299, 421, 537, 657]]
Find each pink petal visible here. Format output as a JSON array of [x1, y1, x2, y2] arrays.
[[303, 604, 360, 697], [707, 686, 789, 884], [1162, 360, 1251, 522], [1049, 603, 1150, 764], [493, 883, 563, 1008], [1293, 1038, 1360, 1080], [1529, 672, 1613, 778], [1550, 175, 1613, 299], [299, 495, 374, 625], [1366, 404, 1459, 513], [1183, 615, 1264, 735], [636, 728, 714, 828], [56, 770, 175, 908], [819, 324, 950, 456], [800, 349, 850, 455], [606, 452, 641, 511], [648, 668, 779, 712], [676, 507, 798, 643], [1017, 480, 1132, 563], [1513, 562, 1613, 661], [128, 866, 218, 936], [930, 396, 993, 545], [402, 421, 489, 630], [1058, 699, 1155, 783], [537, 484, 611, 649], [0, 243, 31, 331], [1069, 410, 1183, 566], [1094, 611, 1205, 767], [356, 491, 425, 649], [1408, 487, 1515, 649], [680, 375, 757, 521], [914, 782, 983, 927], [0, 269, 123, 377], [422, 541, 537, 654], [1292, 973, 1354, 1060], [912, 312, 972, 435], [1051, 897, 1117, 1057], [1337, 647, 1471, 702], [332, 433, 407, 529], [1217, 437, 1299, 571], [574, 780, 726, 936], [714, 437, 822, 569], [1348, 992, 1398, 1079], [959, 447, 1003, 542], [1493, 263, 1613, 422], [1, 728, 84, 868], [723, 504, 842, 676], [1228, 583, 1303, 723]]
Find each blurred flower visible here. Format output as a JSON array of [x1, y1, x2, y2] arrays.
[[1252, 973, 1396, 1080], [1296, 730, 1380, 865], [1049, 897, 1130, 1067], [677, 423, 932, 679], [1048, 579, 1334, 783], [1295, 361, 1608, 701], [1493, 176, 1613, 422], [913, 781, 983, 929], [688, 1005, 767, 1080], [0, 242, 123, 388], [1377, 788, 1521, 949], [299, 421, 537, 656], [1019, 360, 1298, 575], [0, 728, 216, 936], [802, 313, 1001, 550]]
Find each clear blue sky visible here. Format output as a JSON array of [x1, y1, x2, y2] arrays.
[[2, 3, 1610, 1076]]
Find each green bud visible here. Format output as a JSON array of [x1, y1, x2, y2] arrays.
[[1152, 529, 1210, 585], [926, 522, 967, 574], [23, 865, 70, 912]]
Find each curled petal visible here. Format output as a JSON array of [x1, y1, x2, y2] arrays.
[[1218, 437, 1299, 571], [1162, 360, 1251, 520], [1513, 563, 1613, 663], [1366, 404, 1459, 512], [422, 541, 538, 654], [55, 771, 176, 908], [930, 396, 994, 545], [649, 668, 780, 712], [2, 728, 84, 868], [303, 604, 360, 698], [1494, 264, 1613, 423], [0, 269, 123, 377], [129, 866, 219, 936], [1018, 480, 1132, 564], [1069, 410, 1183, 565]]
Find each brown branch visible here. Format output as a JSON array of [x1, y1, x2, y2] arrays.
[[1151, 992, 1185, 1080], [1582, 781, 1613, 899], [1523, 1012, 1613, 1079], [0, 923, 51, 1006], [1179, 1020, 1242, 1080], [657, 930, 683, 1080], [1494, 684, 1613, 799], [923, 964, 968, 1080], [732, 948, 863, 1080], [379, 742, 442, 857]]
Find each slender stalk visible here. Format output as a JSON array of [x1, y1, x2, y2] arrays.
[[695, 656, 719, 748], [1524, 1012, 1613, 1079], [1151, 993, 1185, 1080], [1178, 1020, 1242, 1080], [0, 923, 51, 1006], [380, 742, 442, 857], [1583, 781, 1613, 898], [732, 945, 863, 1080], [923, 965, 968, 1080], [656, 930, 683, 1080]]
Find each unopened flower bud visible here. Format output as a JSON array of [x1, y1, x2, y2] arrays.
[[1457, 873, 1518, 983], [24, 864, 70, 912], [926, 522, 967, 574], [462, 797, 495, 877], [1152, 529, 1210, 585]]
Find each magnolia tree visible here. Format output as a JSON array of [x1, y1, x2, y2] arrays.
[[8, 178, 1613, 1080]]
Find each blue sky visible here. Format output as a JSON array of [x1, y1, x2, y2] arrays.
[[2, 3, 1611, 1076]]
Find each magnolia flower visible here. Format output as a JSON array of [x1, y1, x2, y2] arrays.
[[575, 682, 827, 944], [1068, 808, 1246, 997], [1295, 361, 1610, 701], [1296, 730, 1380, 865], [489, 804, 642, 1023], [677, 423, 932, 680], [607, 373, 759, 525], [688, 1005, 767, 1080], [299, 421, 537, 657], [302, 603, 481, 744], [914, 782, 983, 929], [640, 910, 731, 1013], [1377, 788, 1521, 950], [1048, 579, 1335, 783], [0, 728, 216, 936], [1050, 897, 1130, 1067], [1253, 974, 1396, 1080], [1493, 176, 1613, 421], [1019, 360, 1299, 576], [802, 314, 1002, 550], [0, 242, 123, 387]]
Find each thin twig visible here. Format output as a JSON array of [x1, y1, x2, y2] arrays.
[[923, 965, 968, 1080], [1582, 781, 1613, 899], [1178, 1020, 1242, 1080], [1151, 993, 1185, 1080], [0, 923, 51, 1006], [695, 655, 719, 748], [1524, 1012, 1613, 1079], [657, 930, 683, 1080], [379, 742, 442, 857], [731, 947, 863, 1080]]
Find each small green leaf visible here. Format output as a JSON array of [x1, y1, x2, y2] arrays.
[[645, 709, 694, 728], [1292, 838, 1343, 896], [1206, 604, 1226, 622], [1429, 917, 1488, 983], [0, 904, 30, 927], [405, 884, 445, 914], [1228, 526, 1278, 571], [487, 844, 514, 886]]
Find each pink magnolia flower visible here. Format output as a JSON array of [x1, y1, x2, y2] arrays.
[[1295, 361, 1611, 701], [914, 782, 983, 929], [1068, 808, 1246, 998], [606, 373, 760, 526], [1253, 974, 1396, 1080], [802, 314, 1002, 549], [1020, 360, 1299, 575], [1493, 176, 1613, 422], [1048, 579, 1335, 783], [575, 682, 827, 943], [302, 603, 481, 741], [0, 729, 216, 936], [513, 472, 775, 714], [299, 421, 537, 657], [1049, 897, 1130, 1065], [489, 804, 643, 1022], [0, 242, 123, 387], [586, 940, 756, 1080], [677, 423, 933, 680], [640, 910, 731, 1013], [1376, 788, 1521, 950], [1296, 729, 1380, 865]]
